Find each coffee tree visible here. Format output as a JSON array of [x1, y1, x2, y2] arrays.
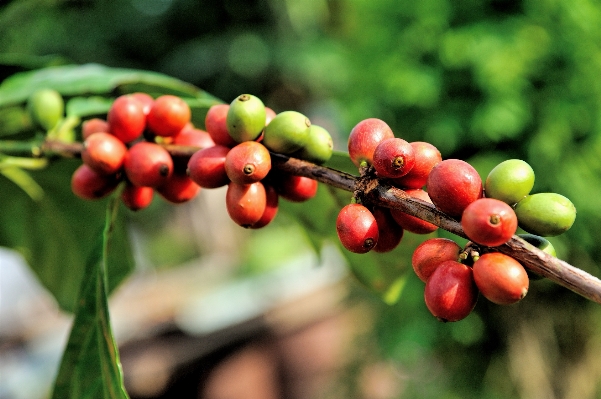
[[0, 64, 600, 398]]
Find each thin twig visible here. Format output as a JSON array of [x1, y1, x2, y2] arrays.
[[29, 140, 601, 304], [270, 153, 601, 304]]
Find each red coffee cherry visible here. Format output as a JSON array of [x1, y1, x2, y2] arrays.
[[372, 137, 415, 178], [187, 145, 231, 189], [265, 107, 277, 125], [147, 95, 191, 137], [71, 164, 119, 200], [157, 172, 201, 204], [82, 118, 110, 140], [172, 126, 216, 172], [389, 189, 438, 234], [336, 203, 379, 254], [130, 92, 154, 115], [107, 94, 146, 143], [226, 181, 267, 228], [348, 118, 395, 167], [225, 141, 271, 185], [124, 141, 173, 188], [392, 142, 442, 189], [172, 125, 215, 149], [412, 238, 462, 283], [461, 198, 518, 247], [427, 159, 483, 218], [424, 260, 478, 322], [250, 184, 279, 229], [473, 252, 529, 305], [121, 183, 154, 211], [275, 174, 318, 202], [205, 104, 237, 147], [371, 206, 404, 253], [81, 132, 127, 176]]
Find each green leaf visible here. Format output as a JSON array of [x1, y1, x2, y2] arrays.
[[0, 63, 222, 107], [280, 180, 413, 304], [322, 150, 357, 175], [0, 166, 44, 201], [51, 193, 129, 399], [343, 246, 411, 304], [185, 97, 226, 130], [0, 105, 33, 137], [66, 96, 114, 118], [0, 159, 134, 312]]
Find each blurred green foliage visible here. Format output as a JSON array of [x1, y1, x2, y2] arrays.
[[2, 0, 601, 398]]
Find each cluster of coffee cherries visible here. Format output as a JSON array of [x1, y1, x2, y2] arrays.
[[72, 92, 209, 209], [187, 93, 333, 228], [71, 92, 334, 229], [334, 118, 576, 322]]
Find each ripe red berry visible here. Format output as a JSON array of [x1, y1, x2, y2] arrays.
[[124, 141, 173, 188], [205, 104, 237, 147], [461, 198, 518, 247], [427, 159, 483, 218], [389, 189, 438, 234], [147, 95, 191, 137], [412, 238, 462, 283], [473, 252, 529, 305], [71, 164, 119, 200], [171, 126, 216, 172], [348, 118, 395, 167], [392, 142, 442, 189], [424, 260, 478, 322], [121, 183, 154, 211], [250, 184, 279, 229], [157, 172, 201, 204], [265, 107, 277, 125], [225, 141, 271, 185], [107, 94, 146, 143], [187, 145, 231, 189], [336, 203, 379, 254], [172, 125, 215, 149], [275, 174, 318, 202], [371, 207, 404, 253], [226, 181, 267, 228], [81, 118, 110, 140], [130, 92, 154, 115], [372, 137, 415, 178], [81, 132, 127, 176]]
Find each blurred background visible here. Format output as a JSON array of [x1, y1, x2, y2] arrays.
[[1, 0, 601, 398]]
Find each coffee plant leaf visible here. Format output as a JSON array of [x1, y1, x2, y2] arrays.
[[0, 159, 134, 312], [51, 193, 129, 399]]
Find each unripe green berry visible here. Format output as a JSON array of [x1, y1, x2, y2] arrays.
[[226, 94, 266, 143], [27, 88, 64, 130], [485, 159, 535, 205], [263, 111, 311, 154], [514, 193, 576, 236], [293, 124, 333, 164]]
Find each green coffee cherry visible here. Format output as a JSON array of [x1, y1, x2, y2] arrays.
[[518, 233, 556, 257], [263, 111, 311, 154], [27, 88, 64, 130], [485, 159, 535, 205], [514, 193, 576, 236], [293, 124, 333, 164], [518, 233, 556, 280], [226, 94, 266, 143]]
